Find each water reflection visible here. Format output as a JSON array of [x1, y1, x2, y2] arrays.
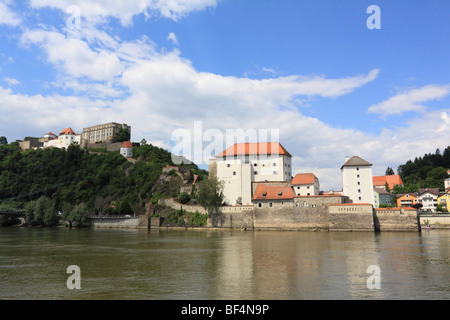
[[0, 228, 449, 299]]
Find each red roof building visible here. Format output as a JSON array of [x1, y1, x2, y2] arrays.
[[373, 175, 403, 190], [252, 184, 295, 201], [216, 142, 292, 158]]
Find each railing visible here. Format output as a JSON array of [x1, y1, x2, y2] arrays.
[[87, 215, 139, 219]]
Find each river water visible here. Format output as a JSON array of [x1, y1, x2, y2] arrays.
[[0, 227, 449, 300]]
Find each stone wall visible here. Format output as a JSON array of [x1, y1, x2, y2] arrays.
[[89, 217, 139, 228], [374, 208, 420, 231], [419, 214, 450, 229], [328, 204, 375, 231]]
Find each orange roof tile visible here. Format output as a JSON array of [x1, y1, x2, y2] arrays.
[[121, 141, 133, 148], [372, 175, 403, 189], [59, 128, 75, 135], [216, 142, 292, 158], [252, 184, 295, 201], [291, 173, 317, 185]]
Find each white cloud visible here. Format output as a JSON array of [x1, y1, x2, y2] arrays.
[[3, 77, 20, 86], [0, 1, 21, 26], [30, 0, 219, 25], [368, 84, 450, 116], [21, 29, 124, 81], [167, 32, 179, 46]]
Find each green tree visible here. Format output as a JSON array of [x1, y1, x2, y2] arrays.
[[385, 167, 395, 175], [65, 204, 89, 227], [0, 136, 7, 145], [196, 176, 224, 215], [177, 192, 191, 204], [115, 128, 130, 142]]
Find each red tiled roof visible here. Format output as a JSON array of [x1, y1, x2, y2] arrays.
[[252, 184, 295, 201], [373, 175, 403, 189], [121, 141, 133, 148], [59, 128, 75, 135], [216, 142, 292, 158], [291, 173, 317, 185]]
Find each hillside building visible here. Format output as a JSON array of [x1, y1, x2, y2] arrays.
[[373, 175, 403, 190], [43, 128, 81, 149], [418, 188, 439, 212], [120, 141, 133, 158], [82, 122, 131, 144]]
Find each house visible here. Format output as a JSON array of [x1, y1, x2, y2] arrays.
[[210, 142, 292, 206], [444, 178, 450, 191], [120, 141, 133, 158], [396, 193, 418, 207], [437, 191, 450, 211], [43, 128, 81, 149], [252, 184, 295, 209], [373, 175, 403, 190], [291, 173, 320, 196], [373, 187, 391, 208], [418, 188, 439, 212], [341, 156, 374, 205]]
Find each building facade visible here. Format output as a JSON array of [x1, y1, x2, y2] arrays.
[[210, 142, 292, 206], [396, 193, 418, 207], [291, 173, 320, 196], [373, 175, 403, 190], [43, 128, 81, 149], [120, 141, 133, 158], [418, 188, 439, 212], [341, 156, 374, 205], [373, 187, 391, 208], [82, 122, 131, 144]]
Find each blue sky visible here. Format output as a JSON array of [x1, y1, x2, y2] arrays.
[[1, 0, 450, 190]]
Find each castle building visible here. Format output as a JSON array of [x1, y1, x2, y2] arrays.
[[341, 156, 374, 205], [82, 122, 131, 144], [210, 142, 292, 206], [43, 128, 81, 149]]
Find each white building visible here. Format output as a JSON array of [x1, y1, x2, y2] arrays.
[[210, 142, 292, 206], [418, 188, 439, 212], [120, 141, 133, 158], [445, 178, 450, 191], [82, 122, 131, 144], [341, 156, 374, 205], [43, 128, 81, 149], [291, 173, 320, 196]]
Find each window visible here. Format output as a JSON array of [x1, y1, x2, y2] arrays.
[[269, 202, 273, 208], [227, 164, 230, 168], [254, 171, 258, 175], [307, 186, 310, 189], [357, 182, 360, 185], [358, 189, 361, 193], [273, 163, 277, 166], [258, 203, 262, 208], [233, 171, 236, 176], [356, 167, 359, 171], [253, 163, 257, 166], [273, 171, 277, 175], [357, 174, 360, 178], [297, 186, 300, 189], [358, 197, 362, 200]]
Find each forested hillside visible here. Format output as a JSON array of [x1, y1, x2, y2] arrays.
[[394, 147, 450, 193], [0, 142, 207, 225]]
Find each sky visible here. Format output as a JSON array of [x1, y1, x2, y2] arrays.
[[1, 0, 450, 190]]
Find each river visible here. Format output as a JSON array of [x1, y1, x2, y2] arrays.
[[0, 227, 449, 300]]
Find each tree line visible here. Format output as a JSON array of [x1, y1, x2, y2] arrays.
[[0, 142, 208, 226], [392, 147, 450, 194]]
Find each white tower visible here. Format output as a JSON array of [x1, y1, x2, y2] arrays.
[[341, 156, 374, 205]]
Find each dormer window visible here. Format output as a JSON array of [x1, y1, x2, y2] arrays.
[[278, 192, 283, 196], [263, 192, 267, 197]]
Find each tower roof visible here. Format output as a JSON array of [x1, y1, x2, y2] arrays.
[[291, 173, 317, 185], [341, 156, 372, 169], [121, 141, 133, 149], [59, 128, 75, 135]]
